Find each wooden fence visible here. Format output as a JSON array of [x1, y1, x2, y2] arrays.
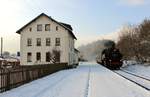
[[0, 63, 68, 93]]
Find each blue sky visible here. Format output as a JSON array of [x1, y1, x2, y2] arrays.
[[0, 0, 150, 53]]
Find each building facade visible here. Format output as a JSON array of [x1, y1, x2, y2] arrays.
[[16, 13, 78, 65]]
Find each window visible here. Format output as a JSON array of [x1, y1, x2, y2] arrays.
[[27, 38, 32, 46], [56, 26, 58, 31], [29, 27, 32, 32], [46, 38, 51, 46], [27, 52, 32, 62], [36, 38, 41, 46], [53, 50, 60, 63], [37, 24, 42, 31], [55, 38, 60, 46], [36, 52, 41, 61], [45, 24, 50, 31], [46, 52, 51, 62]]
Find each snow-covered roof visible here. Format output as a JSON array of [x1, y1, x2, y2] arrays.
[[5, 58, 19, 62], [1, 56, 20, 62]]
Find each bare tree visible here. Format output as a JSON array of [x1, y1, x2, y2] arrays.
[[138, 19, 150, 62], [117, 19, 150, 63], [48, 47, 61, 64]]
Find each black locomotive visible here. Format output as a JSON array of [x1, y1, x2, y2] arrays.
[[97, 44, 123, 70]]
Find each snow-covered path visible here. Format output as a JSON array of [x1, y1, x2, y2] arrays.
[[0, 63, 149, 97]]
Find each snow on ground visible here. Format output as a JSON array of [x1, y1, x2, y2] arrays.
[[122, 61, 150, 79], [0, 62, 150, 97], [115, 70, 150, 90], [0, 69, 76, 97], [88, 64, 150, 97]]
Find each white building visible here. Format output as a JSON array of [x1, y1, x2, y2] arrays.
[[16, 13, 78, 66]]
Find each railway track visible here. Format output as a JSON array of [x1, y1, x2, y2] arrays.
[[120, 69, 150, 81], [84, 67, 91, 97], [114, 69, 150, 91]]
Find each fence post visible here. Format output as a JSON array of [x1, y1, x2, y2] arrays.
[[22, 67, 24, 84], [6, 69, 10, 91], [26, 69, 30, 82], [0, 69, 2, 92], [0, 63, 67, 93]]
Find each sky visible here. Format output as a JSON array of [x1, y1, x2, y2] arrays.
[[0, 0, 150, 53]]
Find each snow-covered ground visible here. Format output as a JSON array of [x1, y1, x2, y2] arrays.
[[122, 61, 150, 79], [0, 62, 149, 97], [115, 70, 150, 90]]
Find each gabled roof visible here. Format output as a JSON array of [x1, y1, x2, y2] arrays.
[[59, 22, 73, 31], [16, 13, 77, 40]]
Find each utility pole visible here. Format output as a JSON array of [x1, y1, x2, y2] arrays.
[[1, 37, 3, 57]]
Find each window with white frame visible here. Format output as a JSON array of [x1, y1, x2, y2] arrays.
[[27, 38, 32, 46], [36, 52, 41, 61], [55, 38, 60, 46], [53, 50, 60, 63], [37, 38, 41, 46], [46, 38, 51, 46], [37, 24, 42, 31], [56, 26, 58, 31], [46, 52, 51, 62], [27, 52, 32, 62], [45, 24, 50, 31]]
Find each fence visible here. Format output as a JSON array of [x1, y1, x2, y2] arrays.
[[0, 63, 68, 93]]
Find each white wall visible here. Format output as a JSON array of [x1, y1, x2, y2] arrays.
[[20, 15, 71, 65], [68, 33, 76, 65]]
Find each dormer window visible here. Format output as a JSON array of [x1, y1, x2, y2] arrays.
[[37, 24, 42, 31], [45, 24, 50, 31]]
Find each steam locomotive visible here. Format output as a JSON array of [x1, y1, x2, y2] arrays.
[[97, 48, 123, 70]]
